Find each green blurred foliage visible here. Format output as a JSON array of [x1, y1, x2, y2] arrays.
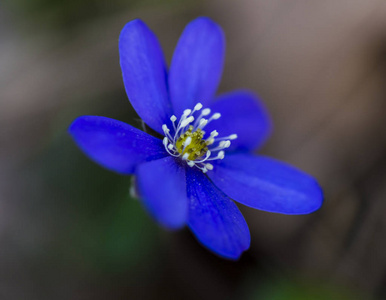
[[250, 279, 364, 300], [4, 0, 194, 30], [31, 116, 161, 275]]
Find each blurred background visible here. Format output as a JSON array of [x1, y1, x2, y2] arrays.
[[1, 0, 386, 299]]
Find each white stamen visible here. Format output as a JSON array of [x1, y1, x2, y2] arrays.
[[194, 103, 203, 111], [170, 116, 177, 131], [180, 116, 194, 128], [164, 138, 180, 157], [206, 138, 214, 145], [212, 113, 221, 120], [217, 140, 231, 148], [184, 136, 192, 147], [209, 141, 231, 152], [193, 107, 213, 128], [209, 130, 219, 138], [194, 150, 211, 163], [198, 118, 208, 129], [207, 151, 225, 161], [214, 134, 238, 143], [203, 112, 221, 127], [162, 124, 174, 141], [202, 108, 211, 116], [205, 163, 213, 170], [205, 130, 219, 145], [161, 102, 237, 173]]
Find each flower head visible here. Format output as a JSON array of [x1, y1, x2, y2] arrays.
[[69, 17, 323, 259]]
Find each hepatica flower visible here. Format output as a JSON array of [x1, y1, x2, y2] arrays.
[[69, 17, 323, 259]]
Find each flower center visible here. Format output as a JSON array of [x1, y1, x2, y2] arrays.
[[175, 126, 208, 161], [162, 103, 237, 173]]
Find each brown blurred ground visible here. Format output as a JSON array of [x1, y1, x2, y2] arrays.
[[1, 0, 386, 299]]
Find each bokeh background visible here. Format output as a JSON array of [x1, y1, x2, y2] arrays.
[[1, 0, 386, 299]]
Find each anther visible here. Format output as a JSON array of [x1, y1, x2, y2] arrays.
[[210, 130, 219, 138], [205, 163, 213, 170], [180, 116, 194, 128], [183, 109, 192, 116], [223, 140, 231, 148], [162, 124, 169, 132], [198, 118, 208, 128], [219, 141, 226, 147], [202, 108, 211, 116], [194, 103, 203, 111], [170, 115, 177, 122], [184, 136, 192, 147], [212, 113, 221, 120], [206, 138, 214, 145]]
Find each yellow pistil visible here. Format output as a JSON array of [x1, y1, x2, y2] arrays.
[[176, 126, 208, 160]]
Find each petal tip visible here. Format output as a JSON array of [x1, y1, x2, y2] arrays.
[[211, 241, 250, 260], [302, 181, 324, 214], [120, 18, 145, 35], [67, 115, 87, 136], [209, 154, 325, 215], [191, 16, 221, 29], [191, 16, 225, 43], [119, 19, 147, 48]]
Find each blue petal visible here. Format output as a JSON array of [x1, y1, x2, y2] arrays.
[[169, 17, 225, 117], [136, 157, 188, 229], [69, 116, 167, 174], [205, 90, 272, 151], [208, 154, 323, 214], [187, 168, 250, 260], [119, 19, 172, 134]]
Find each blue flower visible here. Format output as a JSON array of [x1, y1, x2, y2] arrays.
[[69, 17, 323, 259]]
